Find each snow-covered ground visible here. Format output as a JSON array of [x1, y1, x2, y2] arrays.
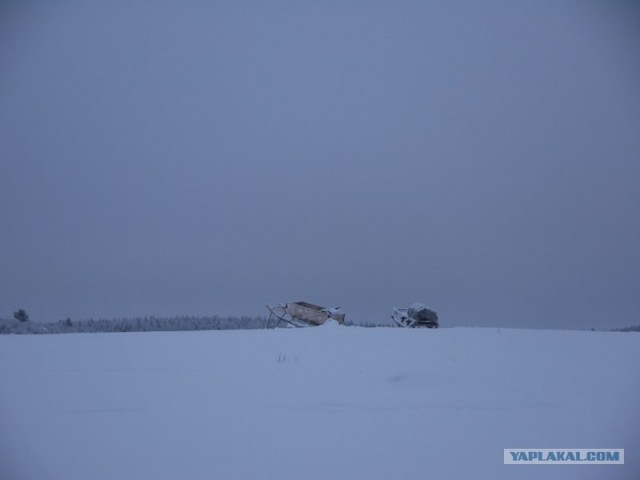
[[1, 326, 638, 480]]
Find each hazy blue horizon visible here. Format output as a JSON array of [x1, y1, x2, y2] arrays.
[[2, 2, 639, 329]]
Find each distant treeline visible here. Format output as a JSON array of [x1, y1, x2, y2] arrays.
[[0, 315, 266, 335], [0, 316, 384, 335], [612, 325, 640, 333]]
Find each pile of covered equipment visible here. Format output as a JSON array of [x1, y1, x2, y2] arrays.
[[391, 302, 439, 328]]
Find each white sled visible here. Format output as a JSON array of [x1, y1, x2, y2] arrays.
[[266, 301, 345, 328]]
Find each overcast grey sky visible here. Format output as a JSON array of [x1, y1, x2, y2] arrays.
[[1, 1, 639, 329]]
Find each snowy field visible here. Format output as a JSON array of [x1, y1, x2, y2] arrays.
[[1, 326, 638, 480]]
